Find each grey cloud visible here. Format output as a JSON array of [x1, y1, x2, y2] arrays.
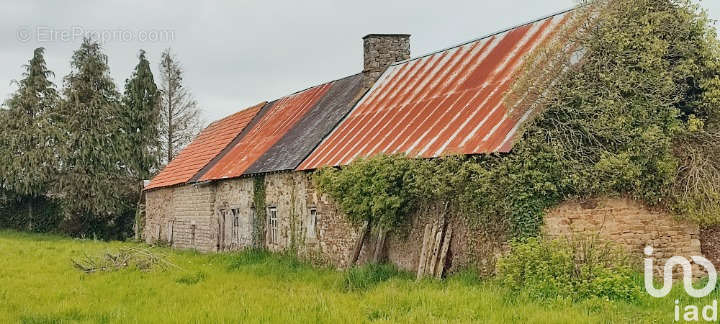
[[1, 0, 719, 122]]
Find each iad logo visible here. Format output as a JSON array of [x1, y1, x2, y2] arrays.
[[644, 246, 716, 298], [644, 246, 719, 322]]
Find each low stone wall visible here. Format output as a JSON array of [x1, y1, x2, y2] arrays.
[[543, 198, 703, 276]]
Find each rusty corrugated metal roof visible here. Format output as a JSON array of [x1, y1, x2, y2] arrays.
[[145, 102, 264, 190], [244, 74, 365, 175], [199, 80, 336, 181], [299, 10, 572, 170]]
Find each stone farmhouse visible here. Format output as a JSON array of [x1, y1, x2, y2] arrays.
[[143, 8, 707, 274]]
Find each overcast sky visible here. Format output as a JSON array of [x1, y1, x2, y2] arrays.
[[1, 0, 719, 122]]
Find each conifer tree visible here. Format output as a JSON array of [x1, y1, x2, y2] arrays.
[[56, 38, 134, 238], [0, 48, 59, 198], [122, 50, 160, 180], [0, 48, 62, 231]]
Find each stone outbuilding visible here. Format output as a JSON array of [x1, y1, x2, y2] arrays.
[[144, 8, 708, 275]]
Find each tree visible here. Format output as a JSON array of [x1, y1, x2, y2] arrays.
[[0, 48, 63, 232], [56, 38, 134, 238], [122, 50, 160, 180], [158, 49, 203, 164], [0, 47, 59, 197]]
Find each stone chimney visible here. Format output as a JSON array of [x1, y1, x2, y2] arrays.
[[362, 34, 411, 89]]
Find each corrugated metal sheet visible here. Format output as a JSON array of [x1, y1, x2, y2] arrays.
[[199, 81, 334, 181], [146, 102, 264, 190], [244, 74, 364, 175], [299, 11, 571, 170]]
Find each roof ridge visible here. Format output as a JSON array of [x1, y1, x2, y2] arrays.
[[268, 72, 363, 102], [391, 5, 580, 67], [208, 101, 267, 125]]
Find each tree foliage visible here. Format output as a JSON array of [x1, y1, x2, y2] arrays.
[[0, 48, 62, 232], [0, 48, 60, 197], [122, 50, 161, 181], [55, 38, 135, 238], [158, 49, 203, 165]]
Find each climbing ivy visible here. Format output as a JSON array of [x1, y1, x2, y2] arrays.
[[253, 176, 267, 247], [314, 154, 422, 231], [314, 0, 720, 239]]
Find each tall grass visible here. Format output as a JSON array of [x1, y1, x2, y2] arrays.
[[0, 230, 709, 323], [341, 263, 410, 292]]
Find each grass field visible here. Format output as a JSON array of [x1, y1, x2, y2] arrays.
[[0, 230, 714, 323]]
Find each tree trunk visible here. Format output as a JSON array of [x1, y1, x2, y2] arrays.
[[27, 200, 33, 232], [348, 221, 370, 267]]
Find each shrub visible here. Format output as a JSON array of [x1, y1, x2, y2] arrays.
[[314, 154, 421, 231], [496, 237, 640, 302], [341, 263, 408, 292]]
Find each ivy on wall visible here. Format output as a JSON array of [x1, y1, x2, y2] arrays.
[[253, 176, 266, 247], [314, 0, 720, 239]]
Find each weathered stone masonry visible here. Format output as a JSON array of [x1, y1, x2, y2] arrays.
[[144, 183, 216, 252], [543, 198, 703, 276], [362, 34, 410, 89], [145, 174, 709, 276]]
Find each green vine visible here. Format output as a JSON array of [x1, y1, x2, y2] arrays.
[[253, 176, 266, 248], [314, 154, 421, 232], [313, 0, 720, 239]]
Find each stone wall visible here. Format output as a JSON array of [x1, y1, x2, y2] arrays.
[[263, 173, 300, 252], [269, 173, 494, 273], [214, 178, 256, 251], [144, 187, 174, 243], [362, 34, 411, 89], [543, 198, 703, 276], [263, 172, 362, 267], [145, 176, 709, 277], [377, 208, 505, 275], [143, 183, 217, 252], [700, 226, 720, 267]]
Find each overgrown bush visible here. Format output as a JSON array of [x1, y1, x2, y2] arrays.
[[497, 237, 640, 302], [341, 263, 408, 292], [0, 195, 62, 233], [315, 0, 720, 241], [497, 0, 720, 233], [314, 154, 421, 231]]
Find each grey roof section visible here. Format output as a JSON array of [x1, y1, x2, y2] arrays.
[[244, 73, 365, 175]]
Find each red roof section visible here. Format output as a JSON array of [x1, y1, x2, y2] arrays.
[[299, 11, 571, 170], [146, 102, 264, 190], [200, 82, 333, 181]]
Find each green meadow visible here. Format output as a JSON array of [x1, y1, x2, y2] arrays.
[[0, 230, 715, 323]]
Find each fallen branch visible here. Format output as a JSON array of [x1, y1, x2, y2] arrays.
[[72, 247, 181, 273]]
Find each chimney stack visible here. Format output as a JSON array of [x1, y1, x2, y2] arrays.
[[362, 34, 410, 89]]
